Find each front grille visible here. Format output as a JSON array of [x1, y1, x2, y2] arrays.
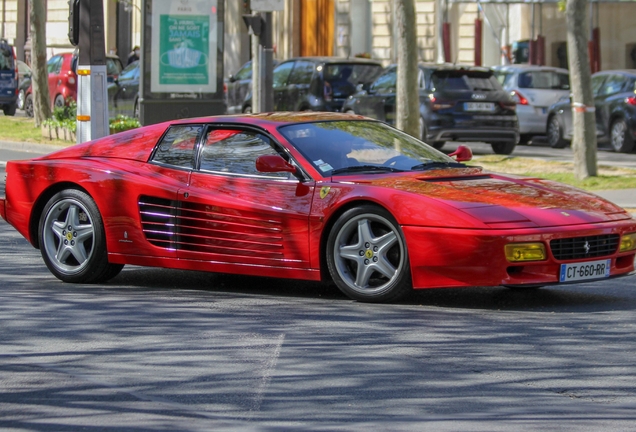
[[550, 234, 619, 260]]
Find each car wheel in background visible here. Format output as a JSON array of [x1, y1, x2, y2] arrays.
[[54, 94, 65, 109], [17, 89, 25, 110], [38, 189, 124, 284], [326, 205, 412, 303], [491, 142, 516, 155], [2, 102, 17, 116], [547, 116, 568, 148], [24, 94, 33, 117], [243, 105, 252, 114], [133, 98, 140, 119], [431, 141, 445, 150], [610, 118, 635, 153]]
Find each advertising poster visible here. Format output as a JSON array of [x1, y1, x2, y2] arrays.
[[151, 0, 218, 93]]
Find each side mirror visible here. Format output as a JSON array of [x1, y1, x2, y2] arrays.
[[448, 145, 473, 162], [256, 154, 297, 174]]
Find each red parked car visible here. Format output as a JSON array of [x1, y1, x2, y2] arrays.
[[1, 113, 635, 302], [23, 52, 123, 116]]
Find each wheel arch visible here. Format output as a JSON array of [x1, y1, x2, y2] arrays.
[[29, 182, 91, 249], [318, 199, 395, 282]]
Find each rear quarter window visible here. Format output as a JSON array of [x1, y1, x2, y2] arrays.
[[151, 125, 204, 169], [0, 45, 14, 71]]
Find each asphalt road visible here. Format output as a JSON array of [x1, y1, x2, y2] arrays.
[[1, 216, 636, 431]]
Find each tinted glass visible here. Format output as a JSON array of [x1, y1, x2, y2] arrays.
[[151, 125, 203, 168], [288, 60, 314, 85], [518, 71, 570, 90], [200, 129, 290, 178], [106, 57, 123, 76], [430, 70, 501, 91], [325, 63, 383, 87], [273, 62, 294, 88], [493, 71, 514, 87], [119, 61, 138, 80], [591, 75, 606, 95], [47, 56, 62, 74]]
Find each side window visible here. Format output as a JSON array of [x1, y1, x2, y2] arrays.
[[273, 61, 295, 89], [47, 56, 62, 74], [591, 75, 606, 96], [288, 61, 315, 85], [200, 129, 291, 179], [370, 68, 397, 92], [119, 62, 138, 81], [151, 125, 203, 169], [600, 75, 626, 96]]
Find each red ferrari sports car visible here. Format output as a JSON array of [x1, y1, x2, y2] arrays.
[[1, 112, 635, 302]]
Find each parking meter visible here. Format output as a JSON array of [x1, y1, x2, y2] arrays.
[[68, 0, 109, 143]]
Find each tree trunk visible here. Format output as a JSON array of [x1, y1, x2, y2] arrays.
[[566, 0, 597, 179], [395, 0, 420, 139], [29, 0, 51, 126]]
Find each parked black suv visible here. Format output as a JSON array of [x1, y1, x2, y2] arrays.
[[343, 63, 519, 154], [0, 39, 18, 116], [242, 57, 384, 113]]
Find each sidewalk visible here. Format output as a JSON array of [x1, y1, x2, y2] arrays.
[[1, 139, 635, 211]]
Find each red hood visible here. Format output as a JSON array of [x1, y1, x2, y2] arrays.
[[334, 169, 631, 228]]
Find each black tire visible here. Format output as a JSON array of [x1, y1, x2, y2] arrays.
[[326, 205, 412, 303], [133, 98, 140, 119], [3, 102, 17, 116], [243, 105, 252, 114], [610, 118, 635, 153], [54, 94, 65, 109], [547, 115, 568, 149], [491, 141, 516, 155], [38, 189, 123, 284], [24, 94, 34, 117], [504, 285, 543, 291]]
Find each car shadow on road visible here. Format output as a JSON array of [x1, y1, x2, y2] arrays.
[[105, 266, 636, 314]]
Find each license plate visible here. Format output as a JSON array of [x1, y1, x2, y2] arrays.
[[559, 259, 611, 283], [464, 102, 495, 112]]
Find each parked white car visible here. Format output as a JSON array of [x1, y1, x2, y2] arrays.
[[493, 65, 570, 144]]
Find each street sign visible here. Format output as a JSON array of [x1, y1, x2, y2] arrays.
[[251, 0, 284, 12]]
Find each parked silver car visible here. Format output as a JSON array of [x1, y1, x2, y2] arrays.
[[493, 65, 570, 144]]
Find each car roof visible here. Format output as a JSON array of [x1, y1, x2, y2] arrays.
[[491, 64, 569, 74], [169, 111, 372, 128], [279, 56, 382, 66], [592, 69, 636, 78]]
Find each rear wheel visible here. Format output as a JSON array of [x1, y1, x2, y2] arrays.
[[610, 118, 635, 153], [39, 189, 123, 283], [17, 89, 25, 110], [491, 141, 516, 155], [243, 105, 252, 114], [326, 205, 412, 303], [547, 116, 568, 148], [24, 94, 33, 117], [2, 102, 16, 116], [519, 134, 533, 145]]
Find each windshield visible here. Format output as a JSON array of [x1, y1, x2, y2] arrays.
[[279, 120, 462, 176]]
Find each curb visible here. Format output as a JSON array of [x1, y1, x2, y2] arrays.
[[0, 140, 71, 154]]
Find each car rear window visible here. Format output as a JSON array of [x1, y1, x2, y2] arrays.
[[430, 70, 502, 91], [518, 71, 570, 90], [0, 45, 14, 71]]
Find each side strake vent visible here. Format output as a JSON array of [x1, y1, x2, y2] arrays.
[[550, 234, 620, 260], [139, 196, 178, 249]]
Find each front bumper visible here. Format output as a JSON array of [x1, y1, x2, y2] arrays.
[[402, 221, 636, 289]]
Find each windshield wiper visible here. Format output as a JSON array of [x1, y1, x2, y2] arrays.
[[410, 161, 466, 171], [331, 165, 404, 175]]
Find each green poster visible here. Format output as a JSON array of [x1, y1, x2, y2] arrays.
[[159, 15, 210, 85]]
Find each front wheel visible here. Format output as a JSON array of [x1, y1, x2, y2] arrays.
[[547, 116, 568, 148], [326, 205, 412, 303], [610, 118, 635, 153], [17, 89, 25, 110], [39, 189, 123, 283], [491, 141, 516, 155]]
